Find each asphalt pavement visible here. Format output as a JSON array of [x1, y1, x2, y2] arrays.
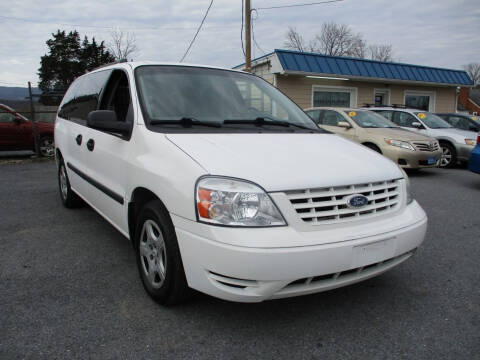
[[0, 161, 479, 359]]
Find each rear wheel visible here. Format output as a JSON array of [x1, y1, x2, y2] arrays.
[[58, 158, 83, 208], [439, 142, 456, 168], [135, 200, 190, 305], [39, 136, 55, 157]]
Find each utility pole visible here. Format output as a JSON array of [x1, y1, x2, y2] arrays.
[[245, 0, 251, 72], [28, 81, 40, 157]]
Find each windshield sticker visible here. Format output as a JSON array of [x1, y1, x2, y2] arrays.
[[472, 116, 478, 121], [349, 111, 357, 117], [417, 113, 426, 119]]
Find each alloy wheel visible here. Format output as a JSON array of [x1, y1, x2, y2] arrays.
[[440, 146, 452, 167], [139, 219, 167, 289], [39, 138, 55, 157], [59, 165, 68, 200]]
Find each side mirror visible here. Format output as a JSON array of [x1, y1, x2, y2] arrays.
[[87, 110, 131, 137], [411, 122, 423, 129], [338, 121, 351, 129], [14, 115, 24, 124]]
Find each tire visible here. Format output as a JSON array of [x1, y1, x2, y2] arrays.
[[439, 142, 456, 168], [58, 158, 84, 208], [134, 200, 190, 305], [363, 143, 382, 154], [39, 136, 55, 157]]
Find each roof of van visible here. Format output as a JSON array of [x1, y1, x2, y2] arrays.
[[88, 61, 246, 74]]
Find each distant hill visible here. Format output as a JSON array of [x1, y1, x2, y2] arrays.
[[0, 86, 41, 101]]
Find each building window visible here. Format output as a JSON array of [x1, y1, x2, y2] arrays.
[[404, 91, 435, 112], [374, 89, 390, 106], [312, 86, 357, 107]]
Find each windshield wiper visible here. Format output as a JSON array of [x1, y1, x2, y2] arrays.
[[223, 117, 316, 131], [150, 117, 222, 128]]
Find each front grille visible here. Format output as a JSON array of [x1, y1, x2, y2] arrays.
[[413, 141, 439, 152], [285, 179, 401, 225]]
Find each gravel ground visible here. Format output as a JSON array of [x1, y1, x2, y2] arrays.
[[0, 161, 479, 359]]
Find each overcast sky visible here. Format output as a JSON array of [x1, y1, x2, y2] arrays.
[[1, 0, 479, 87]]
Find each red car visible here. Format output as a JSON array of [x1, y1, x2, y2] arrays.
[[0, 104, 54, 157]]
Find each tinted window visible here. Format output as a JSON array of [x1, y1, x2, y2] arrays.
[[306, 109, 320, 122], [99, 70, 132, 123], [58, 70, 111, 123], [392, 112, 418, 127]]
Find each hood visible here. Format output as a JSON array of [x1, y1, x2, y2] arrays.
[[166, 133, 403, 192], [364, 127, 433, 141]]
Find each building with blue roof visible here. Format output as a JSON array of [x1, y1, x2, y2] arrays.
[[233, 49, 473, 113]]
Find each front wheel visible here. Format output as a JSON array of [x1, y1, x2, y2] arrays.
[[135, 200, 190, 305], [39, 136, 55, 157], [439, 142, 456, 168]]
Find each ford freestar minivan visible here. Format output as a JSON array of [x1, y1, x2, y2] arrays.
[[55, 62, 427, 305]]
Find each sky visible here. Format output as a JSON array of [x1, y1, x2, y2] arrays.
[[0, 0, 479, 87]]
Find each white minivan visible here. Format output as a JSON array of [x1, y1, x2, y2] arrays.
[[55, 62, 427, 305]]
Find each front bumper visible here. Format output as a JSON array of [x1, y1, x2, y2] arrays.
[[381, 146, 442, 169], [456, 143, 475, 162], [468, 145, 480, 174], [173, 201, 427, 302]]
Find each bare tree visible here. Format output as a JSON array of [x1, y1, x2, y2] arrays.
[[312, 22, 366, 57], [284, 27, 308, 52], [108, 29, 139, 61], [463, 63, 480, 86], [369, 44, 394, 62]]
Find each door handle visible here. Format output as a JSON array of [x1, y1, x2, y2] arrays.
[[86, 139, 95, 151], [75, 134, 82, 145]]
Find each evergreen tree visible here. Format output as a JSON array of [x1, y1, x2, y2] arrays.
[[38, 30, 115, 104]]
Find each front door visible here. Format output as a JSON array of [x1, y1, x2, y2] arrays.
[[318, 110, 357, 141], [0, 110, 30, 151], [83, 70, 134, 236]]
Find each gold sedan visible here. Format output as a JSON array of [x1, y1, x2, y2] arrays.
[[304, 107, 442, 169]]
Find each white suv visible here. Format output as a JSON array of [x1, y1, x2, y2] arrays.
[[55, 62, 427, 305], [367, 107, 477, 168]]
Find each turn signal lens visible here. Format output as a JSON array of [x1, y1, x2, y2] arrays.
[[465, 139, 476, 146]]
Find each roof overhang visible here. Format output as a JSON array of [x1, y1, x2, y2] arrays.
[[281, 70, 468, 87]]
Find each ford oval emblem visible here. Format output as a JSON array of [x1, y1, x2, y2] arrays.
[[346, 194, 369, 209]]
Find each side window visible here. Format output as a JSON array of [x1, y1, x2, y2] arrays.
[[99, 70, 133, 123], [393, 112, 417, 127], [306, 110, 320, 122], [376, 110, 393, 120], [58, 70, 111, 123], [448, 116, 469, 130], [0, 111, 15, 123], [323, 110, 344, 126]]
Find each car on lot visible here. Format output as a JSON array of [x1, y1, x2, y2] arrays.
[[436, 113, 480, 132], [0, 103, 55, 157], [55, 62, 427, 305], [304, 107, 441, 169], [468, 134, 480, 174], [367, 107, 477, 168]]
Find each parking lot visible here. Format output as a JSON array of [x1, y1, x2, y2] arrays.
[[0, 160, 479, 359]]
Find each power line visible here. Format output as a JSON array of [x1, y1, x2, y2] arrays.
[[180, 0, 214, 62], [255, 0, 344, 10], [251, 10, 265, 55]]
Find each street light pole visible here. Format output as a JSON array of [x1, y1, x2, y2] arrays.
[[28, 81, 40, 157]]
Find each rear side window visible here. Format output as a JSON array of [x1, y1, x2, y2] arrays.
[[392, 112, 417, 127], [306, 110, 321, 123], [375, 110, 393, 120], [58, 70, 112, 124], [321, 110, 345, 126]]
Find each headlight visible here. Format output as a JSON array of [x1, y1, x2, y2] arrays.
[[195, 177, 286, 227], [398, 167, 413, 204], [385, 139, 415, 151], [465, 139, 476, 146]]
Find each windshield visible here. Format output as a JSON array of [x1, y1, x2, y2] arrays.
[[135, 65, 321, 132], [414, 112, 453, 129], [346, 110, 398, 128]]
